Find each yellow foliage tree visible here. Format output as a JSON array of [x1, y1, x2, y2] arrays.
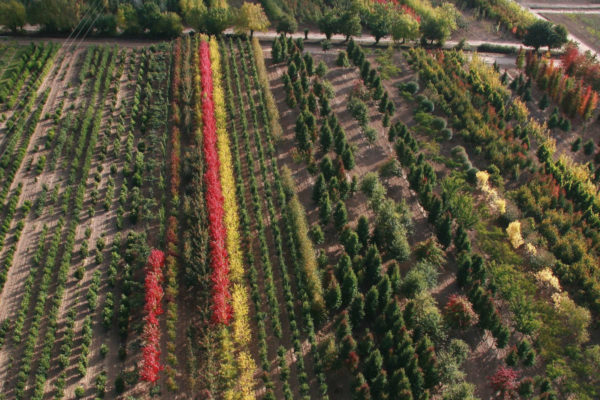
[[235, 3, 270, 38], [180, 0, 206, 27], [506, 221, 524, 249], [210, 38, 257, 400], [535, 268, 561, 292]]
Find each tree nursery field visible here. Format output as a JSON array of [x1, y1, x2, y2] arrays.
[[0, 0, 600, 399]]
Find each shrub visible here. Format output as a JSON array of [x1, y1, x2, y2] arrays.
[[404, 80, 419, 94], [443, 295, 477, 329], [316, 61, 328, 77], [419, 99, 435, 113], [441, 128, 453, 140], [309, 224, 324, 245], [75, 386, 84, 398], [583, 139, 594, 155], [337, 51, 350, 67]]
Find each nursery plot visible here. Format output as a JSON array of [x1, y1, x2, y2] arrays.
[[0, 28, 598, 400], [0, 42, 171, 399]]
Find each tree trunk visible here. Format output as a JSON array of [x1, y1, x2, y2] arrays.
[[250, 30, 254, 38]]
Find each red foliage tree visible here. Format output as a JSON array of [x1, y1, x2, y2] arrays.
[[443, 294, 477, 329], [140, 249, 166, 383], [199, 41, 232, 325], [488, 366, 519, 398]]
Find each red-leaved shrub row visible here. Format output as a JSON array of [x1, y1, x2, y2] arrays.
[[140, 249, 165, 383], [199, 40, 232, 325]]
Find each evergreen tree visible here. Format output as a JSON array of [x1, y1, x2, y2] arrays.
[[365, 286, 380, 320], [371, 369, 388, 399], [436, 214, 452, 248], [334, 200, 349, 231], [416, 336, 438, 389], [458, 258, 474, 292], [326, 275, 342, 311], [320, 96, 331, 115], [336, 252, 352, 280], [470, 254, 486, 284], [365, 349, 384, 381], [385, 300, 404, 332], [335, 127, 347, 155], [350, 293, 366, 326], [304, 52, 314, 75], [386, 100, 395, 116], [377, 275, 392, 310], [272, 39, 282, 63], [406, 356, 425, 399], [454, 224, 471, 253], [342, 268, 359, 306], [387, 261, 401, 295], [404, 301, 416, 330], [427, 195, 443, 225], [359, 330, 376, 358], [354, 373, 372, 400], [286, 90, 297, 108], [308, 92, 318, 114], [383, 112, 390, 128], [343, 230, 362, 258], [357, 215, 370, 249], [288, 61, 298, 80], [319, 192, 332, 225], [390, 369, 413, 400], [379, 92, 389, 113], [341, 334, 358, 360], [364, 245, 383, 287], [320, 156, 335, 180], [374, 82, 384, 100], [320, 121, 333, 152], [313, 173, 327, 204], [295, 114, 311, 152], [342, 146, 355, 170], [539, 93, 549, 110], [336, 312, 353, 341]]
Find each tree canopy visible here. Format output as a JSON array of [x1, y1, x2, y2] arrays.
[[30, 0, 79, 33], [234, 2, 270, 37], [523, 20, 568, 51], [0, 0, 26, 32]]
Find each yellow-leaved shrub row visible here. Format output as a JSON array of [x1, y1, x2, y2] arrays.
[[209, 37, 256, 400]]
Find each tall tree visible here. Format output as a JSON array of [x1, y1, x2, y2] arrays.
[[524, 20, 568, 51], [0, 0, 26, 32], [276, 13, 297, 35], [338, 10, 361, 41], [199, 7, 232, 36], [30, 0, 79, 32], [366, 3, 391, 44], [318, 10, 338, 40], [234, 2, 269, 38], [391, 12, 420, 43]]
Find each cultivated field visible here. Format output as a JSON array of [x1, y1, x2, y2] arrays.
[[0, 16, 599, 400]]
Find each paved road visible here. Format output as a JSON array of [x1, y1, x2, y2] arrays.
[[249, 29, 528, 50], [522, 3, 600, 10], [532, 9, 600, 14]]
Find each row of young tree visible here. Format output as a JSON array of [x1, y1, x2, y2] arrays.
[[521, 50, 598, 120], [273, 33, 467, 400], [407, 46, 597, 399]]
